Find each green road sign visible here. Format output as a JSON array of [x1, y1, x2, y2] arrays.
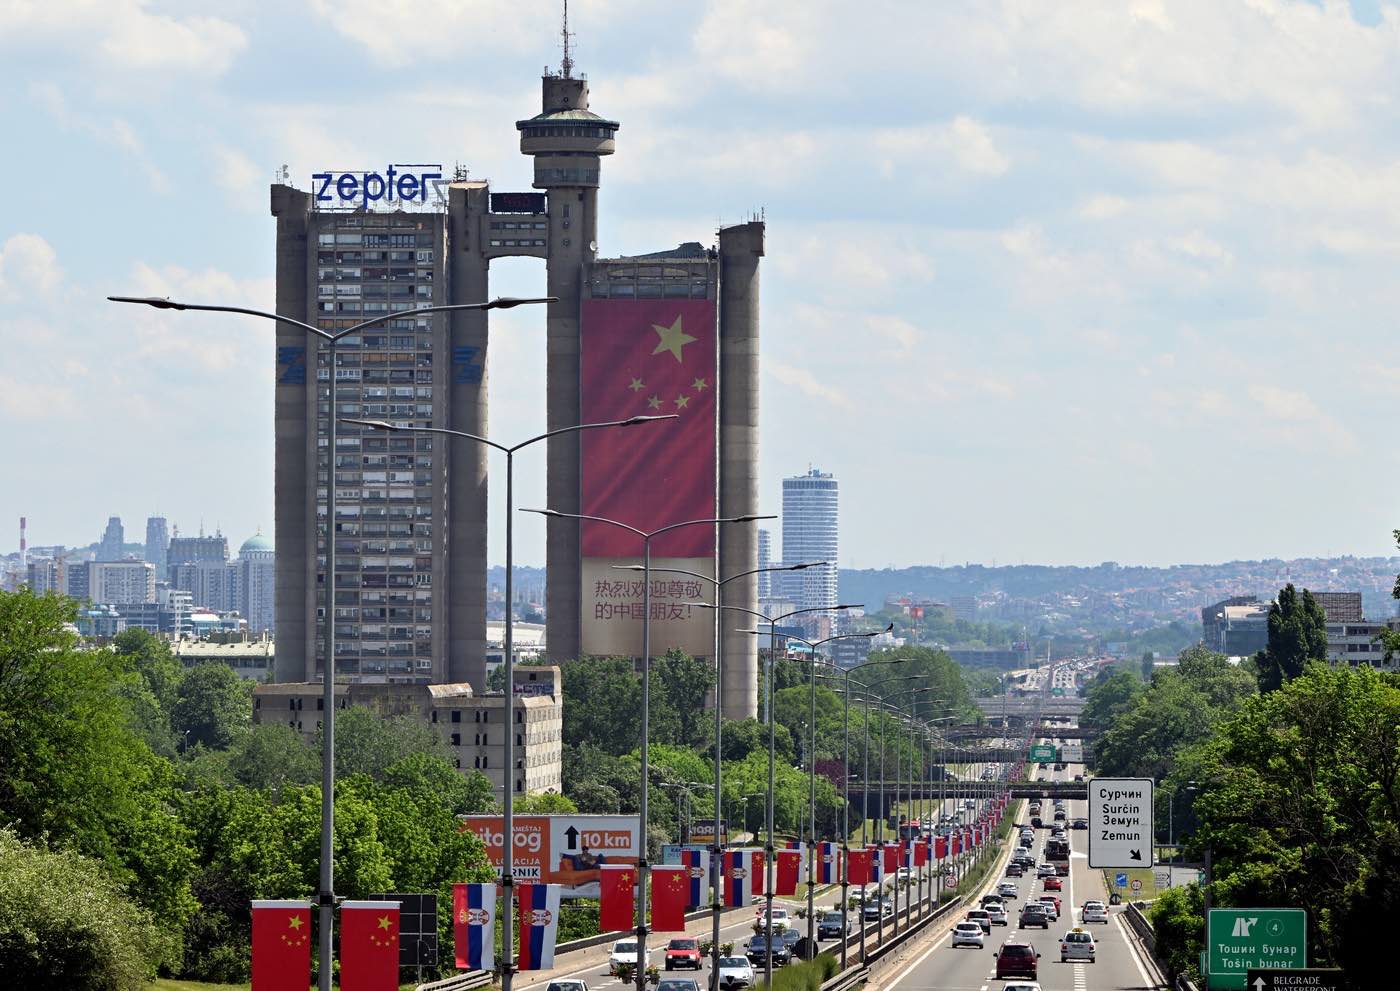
[[1029, 744, 1057, 762], [1207, 909, 1307, 990]]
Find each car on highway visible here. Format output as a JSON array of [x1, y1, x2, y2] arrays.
[[862, 898, 894, 922], [547, 981, 588, 991], [986, 903, 1009, 926], [995, 941, 1041, 979], [896, 867, 915, 883], [1053, 809, 1067, 822], [1038, 894, 1062, 919], [1001, 983, 1043, 991], [981, 893, 1004, 908], [997, 881, 1020, 899], [1044, 876, 1062, 891], [965, 909, 992, 933], [744, 935, 791, 967], [1018, 903, 1051, 929], [1005, 861, 1024, 877], [664, 938, 703, 970], [1072, 818, 1088, 830], [1031, 815, 1043, 828], [817, 911, 848, 940], [1036, 863, 1056, 878], [951, 921, 986, 949], [657, 979, 701, 991], [610, 940, 651, 974], [1081, 901, 1108, 924], [753, 906, 789, 932], [1073, 774, 1084, 782], [1059, 928, 1097, 962], [717, 957, 755, 989], [776, 927, 802, 955], [1055, 860, 1069, 878]]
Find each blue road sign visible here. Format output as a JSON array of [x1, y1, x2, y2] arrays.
[[1115, 872, 1129, 887]]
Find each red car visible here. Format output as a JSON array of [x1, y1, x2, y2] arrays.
[[1038, 894, 1062, 917], [1044, 876, 1062, 891], [995, 941, 1040, 979], [665, 938, 703, 970]]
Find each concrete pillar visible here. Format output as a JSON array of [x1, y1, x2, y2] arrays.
[[447, 183, 492, 687], [718, 221, 765, 719]]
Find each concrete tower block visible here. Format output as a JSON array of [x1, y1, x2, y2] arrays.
[[718, 221, 765, 720]]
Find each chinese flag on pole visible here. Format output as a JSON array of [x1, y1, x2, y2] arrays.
[[752, 851, 766, 896], [600, 865, 636, 933], [775, 850, 800, 896], [934, 835, 948, 860], [882, 843, 899, 874], [651, 866, 688, 932], [251, 900, 312, 991], [914, 840, 928, 867], [340, 901, 400, 991], [846, 849, 871, 886]]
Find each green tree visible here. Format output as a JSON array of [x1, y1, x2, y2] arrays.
[[1080, 669, 1143, 734], [570, 780, 622, 813], [0, 828, 177, 991], [382, 752, 494, 815], [514, 791, 579, 814], [171, 663, 253, 749], [562, 658, 644, 754], [327, 705, 451, 780], [1148, 884, 1204, 981], [652, 649, 715, 747], [228, 722, 321, 793], [112, 628, 185, 713], [1253, 583, 1327, 692]]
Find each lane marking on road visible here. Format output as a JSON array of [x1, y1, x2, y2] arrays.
[[1073, 962, 1088, 991], [1113, 909, 1157, 989]]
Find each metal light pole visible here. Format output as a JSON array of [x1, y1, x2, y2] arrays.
[[523, 510, 769, 991], [344, 415, 672, 991], [109, 292, 551, 991], [619, 562, 825, 991]]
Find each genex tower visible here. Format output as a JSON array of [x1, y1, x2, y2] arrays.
[[270, 56, 763, 719]]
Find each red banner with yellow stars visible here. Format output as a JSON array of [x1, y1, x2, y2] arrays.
[[340, 901, 400, 991], [251, 900, 311, 991]]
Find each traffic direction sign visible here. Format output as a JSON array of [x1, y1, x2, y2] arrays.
[[1088, 777, 1153, 868], [1207, 909, 1307, 989], [1246, 970, 1343, 991], [1029, 743, 1057, 762]]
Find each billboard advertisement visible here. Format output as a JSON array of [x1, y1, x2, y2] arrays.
[[458, 814, 641, 900], [579, 298, 718, 660]]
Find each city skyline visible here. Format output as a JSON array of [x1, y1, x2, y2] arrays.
[[5, 3, 1400, 569]]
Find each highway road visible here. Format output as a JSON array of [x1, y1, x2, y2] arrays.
[[879, 744, 1162, 991]]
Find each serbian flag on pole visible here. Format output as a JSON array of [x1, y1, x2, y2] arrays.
[[600, 865, 637, 932], [867, 845, 884, 884], [340, 900, 399, 991], [517, 883, 562, 971], [934, 835, 948, 860], [723, 850, 755, 906], [902, 841, 915, 870], [251, 899, 311, 991], [652, 866, 688, 932], [453, 883, 495, 971], [681, 848, 708, 909], [775, 850, 800, 896], [817, 842, 839, 884], [846, 848, 872, 885], [882, 842, 900, 874]]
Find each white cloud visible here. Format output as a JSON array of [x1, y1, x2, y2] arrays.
[[1079, 194, 1129, 220], [765, 360, 854, 410], [0, 234, 62, 302], [31, 83, 170, 192], [874, 115, 1010, 180]]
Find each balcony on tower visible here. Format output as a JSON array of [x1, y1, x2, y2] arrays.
[[517, 75, 618, 189]]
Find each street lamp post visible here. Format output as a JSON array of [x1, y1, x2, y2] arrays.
[[619, 561, 826, 991], [523, 510, 769, 991], [343, 415, 674, 991], [109, 292, 550, 991]]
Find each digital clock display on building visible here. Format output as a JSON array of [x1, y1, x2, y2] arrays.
[[490, 192, 547, 214]]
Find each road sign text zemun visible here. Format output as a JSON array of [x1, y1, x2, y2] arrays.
[[1088, 777, 1153, 869]]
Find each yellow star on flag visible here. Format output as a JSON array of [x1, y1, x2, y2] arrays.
[[692, 377, 708, 391], [288, 915, 304, 930], [647, 395, 662, 409], [377, 915, 392, 931], [628, 377, 644, 392], [651, 316, 696, 363], [674, 395, 690, 409]]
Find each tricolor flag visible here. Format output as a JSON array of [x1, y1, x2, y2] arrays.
[[251, 899, 311, 991], [867, 845, 884, 884], [651, 866, 688, 932], [600, 865, 636, 932], [681, 848, 708, 909], [453, 883, 495, 971], [817, 842, 839, 884], [902, 841, 915, 870], [516, 883, 562, 971], [846, 848, 872, 885], [723, 849, 756, 907], [775, 850, 800, 896], [340, 900, 400, 991]]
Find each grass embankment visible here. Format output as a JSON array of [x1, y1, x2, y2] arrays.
[[754, 952, 841, 991]]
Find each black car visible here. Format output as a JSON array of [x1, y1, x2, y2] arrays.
[[1072, 818, 1088, 830], [658, 980, 701, 991], [816, 912, 848, 940], [777, 928, 801, 952], [1005, 862, 1024, 877], [745, 936, 791, 966]]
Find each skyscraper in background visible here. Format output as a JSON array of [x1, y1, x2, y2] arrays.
[[780, 468, 839, 623], [145, 516, 169, 577], [98, 516, 124, 561], [757, 529, 772, 597]]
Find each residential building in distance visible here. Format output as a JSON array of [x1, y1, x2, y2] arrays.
[[89, 561, 156, 605], [780, 468, 839, 625], [25, 557, 64, 595], [757, 529, 772, 598], [1201, 595, 1268, 656], [1312, 591, 1363, 623], [251, 666, 563, 798], [173, 637, 275, 679], [145, 516, 169, 576], [98, 516, 125, 561], [950, 595, 977, 622], [236, 532, 275, 635], [64, 558, 90, 601]]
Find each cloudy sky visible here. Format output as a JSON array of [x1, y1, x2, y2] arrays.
[[3, 0, 1400, 568]]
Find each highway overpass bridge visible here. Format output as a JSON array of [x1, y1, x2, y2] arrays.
[[849, 779, 1089, 815], [974, 696, 1086, 722]]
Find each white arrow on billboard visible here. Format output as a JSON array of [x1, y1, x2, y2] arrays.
[[1087, 777, 1154, 869]]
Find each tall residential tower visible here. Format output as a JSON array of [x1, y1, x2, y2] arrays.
[[780, 468, 839, 622]]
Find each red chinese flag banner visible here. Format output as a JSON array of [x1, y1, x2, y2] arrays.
[[882, 842, 899, 874], [775, 850, 800, 896], [651, 866, 688, 932], [340, 901, 400, 991], [913, 839, 928, 867], [934, 835, 948, 860], [579, 299, 719, 660], [251, 900, 312, 991], [752, 850, 766, 896], [846, 848, 871, 885], [600, 864, 636, 933]]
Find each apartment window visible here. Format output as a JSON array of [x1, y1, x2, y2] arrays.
[[450, 733, 460, 746], [455, 758, 461, 769], [482, 755, 488, 769], [289, 699, 296, 711], [516, 734, 524, 747], [516, 779, 523, 792], [516, 709, 523, 724], [451, 710, 462, 723]]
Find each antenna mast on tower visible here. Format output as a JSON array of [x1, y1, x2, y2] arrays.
[[560, 0, 575, 78]]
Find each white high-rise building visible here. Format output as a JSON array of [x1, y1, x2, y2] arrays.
[[757, 529, 772, 597], [780, 468, 839, 620], [237, 532, 275, 636]]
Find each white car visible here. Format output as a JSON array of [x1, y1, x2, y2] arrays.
[[1060, 928, 1096, 962], [951, 922, 985, 948], [997, 882, 1019, 899], [753, 906, 789, 932], [1081, 901, 1108, 924], [1002, 983, 1043, 991], [717, 956, 755, 989], [609, 941, 651, 974], [986, 903, 1009, 926]]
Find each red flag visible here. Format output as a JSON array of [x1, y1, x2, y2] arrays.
[[846, 849, 872, 885], [913, 840, 928, 867], [775, 850, 800, 896], [580, 299, 718, 556], [340, 901, 399, 991], [651, 867, 688, 932], [600, 865, 636, 933], [934, 836, 948, 860], [251, 900, 311, 991], [752, 851, 766, 896], [882, 843, 899, 874]]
